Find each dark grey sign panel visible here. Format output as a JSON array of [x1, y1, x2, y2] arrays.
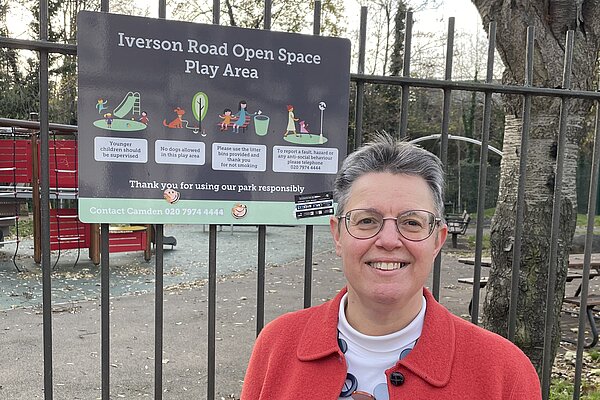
[[77, 11, 350, 224]]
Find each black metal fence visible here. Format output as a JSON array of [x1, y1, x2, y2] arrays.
[[1, 1, 600, 399]]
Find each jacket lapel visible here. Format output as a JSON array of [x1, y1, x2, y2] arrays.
[[297, 288, 346, 361], [398, 288, 455, 387]]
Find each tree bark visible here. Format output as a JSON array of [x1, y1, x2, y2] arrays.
[[470, 0, 600, 374]]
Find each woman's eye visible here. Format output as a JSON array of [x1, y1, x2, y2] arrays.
[[357, 218, 376, 225], [402, 219, 423, 227]]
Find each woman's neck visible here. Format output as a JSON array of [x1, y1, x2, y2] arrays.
[[344, 291, 424, 336]]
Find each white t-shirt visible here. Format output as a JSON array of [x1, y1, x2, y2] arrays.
[[337, 294, 426, 399]]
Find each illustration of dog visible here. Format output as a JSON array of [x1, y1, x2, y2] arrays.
[[163, 107, 185, 128]]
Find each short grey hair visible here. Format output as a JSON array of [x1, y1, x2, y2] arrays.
[[333, 134, 445, 217]]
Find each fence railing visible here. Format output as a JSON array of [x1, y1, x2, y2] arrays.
[[1, 1, 600, 399]]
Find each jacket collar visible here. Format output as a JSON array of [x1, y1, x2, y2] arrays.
[[401, 288, 455, 387], [297, 288, 347, 361], [296, 287, 455, 387]]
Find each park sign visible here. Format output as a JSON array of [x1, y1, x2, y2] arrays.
[[77, 11, 350, 225]]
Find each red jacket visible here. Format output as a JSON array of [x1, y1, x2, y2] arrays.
[[241, 288, 541, 399]]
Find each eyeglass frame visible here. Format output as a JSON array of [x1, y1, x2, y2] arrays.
[[337, 208, 443, 242]]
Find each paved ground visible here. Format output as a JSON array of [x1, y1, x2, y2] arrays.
[[0, 224, 335, 310], [0, 224, 593, 399]]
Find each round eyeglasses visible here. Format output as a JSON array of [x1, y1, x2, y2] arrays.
[[339, 209, 441, 241]]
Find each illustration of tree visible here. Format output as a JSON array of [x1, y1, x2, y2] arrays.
[[192, 91, 209, 135]]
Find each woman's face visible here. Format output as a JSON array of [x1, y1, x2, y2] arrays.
[[240, 102, 247, 109], [330, 172, 447, 312]]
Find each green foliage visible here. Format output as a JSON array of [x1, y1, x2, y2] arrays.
[[470, 207, 496, 220], [0, 3, 40, 120], [359, 83, 403, 139], [170, 0, 346, 36], [576, 213, 600, 228], [8, 216, 34, 239], [318, 0, 347, 37], [549, 378, 600, 399], [466, 232, 490, 253], [2, 1, 347, 123], [445, 159, 501, 213], [0, 51, 39, 120], [1, 0, 88, 123], [589, 349, 600, 362]]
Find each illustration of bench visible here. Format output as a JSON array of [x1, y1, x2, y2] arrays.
[[218, 116, 251, 132]]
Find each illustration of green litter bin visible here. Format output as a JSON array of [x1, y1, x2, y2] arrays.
[[254, 114, 270, 136]]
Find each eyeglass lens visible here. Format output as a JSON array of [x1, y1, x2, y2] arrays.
[[345, 209, 435, 241]]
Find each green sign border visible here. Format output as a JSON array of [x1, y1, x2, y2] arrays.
[[79, 198, 334, 225]]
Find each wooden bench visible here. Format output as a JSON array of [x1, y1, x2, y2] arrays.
[[458, 272, 597, 316], [563, 294, 600, 348], [445, 211, 471, 248], [458, 276, 488, 315]]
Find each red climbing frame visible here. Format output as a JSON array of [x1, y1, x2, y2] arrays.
[[0, 130, 152, 266], [49, 208, 91, 251], [0, 139, 34, 184]]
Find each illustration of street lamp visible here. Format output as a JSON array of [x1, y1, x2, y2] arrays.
[[318, 101, 326, 144]]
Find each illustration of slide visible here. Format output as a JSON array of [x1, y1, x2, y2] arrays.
[[93, 91, 147, 132], [113, 92, 141, 118]]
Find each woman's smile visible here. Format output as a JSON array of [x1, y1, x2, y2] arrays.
[[366, 261, 409, 271]]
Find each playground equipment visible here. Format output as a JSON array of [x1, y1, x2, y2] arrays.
[[408, 134, 504, 156], [0, 118, 157, 269], [93, 92, 146, 132], [113, 91, 141, 118]]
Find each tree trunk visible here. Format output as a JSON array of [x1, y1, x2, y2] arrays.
[[484, 108, 579, 373], [470, 0, 600, 374]]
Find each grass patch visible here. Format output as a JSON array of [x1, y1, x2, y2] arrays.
[[483, 207, 495, 219], [577, 213, 600, 229], [466, 233, 491, 251], [8, 216, 34, 239], [465, 233, 491, 255], [589, 350, 600, 363], [469, 207, 496, 221], [550, 378, 600, 399]]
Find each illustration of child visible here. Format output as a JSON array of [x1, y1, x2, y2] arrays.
[[284, 105, 299, 137], [104, 113, 113, 129], [139, 111, 149, 125], [219, 108, 234, 131], [96, 98, 108, 114], [299, 120, 312, 137]]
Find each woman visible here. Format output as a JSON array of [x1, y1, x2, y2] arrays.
[[241, 135, 541, 399], [233, 100, 258, 133]]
